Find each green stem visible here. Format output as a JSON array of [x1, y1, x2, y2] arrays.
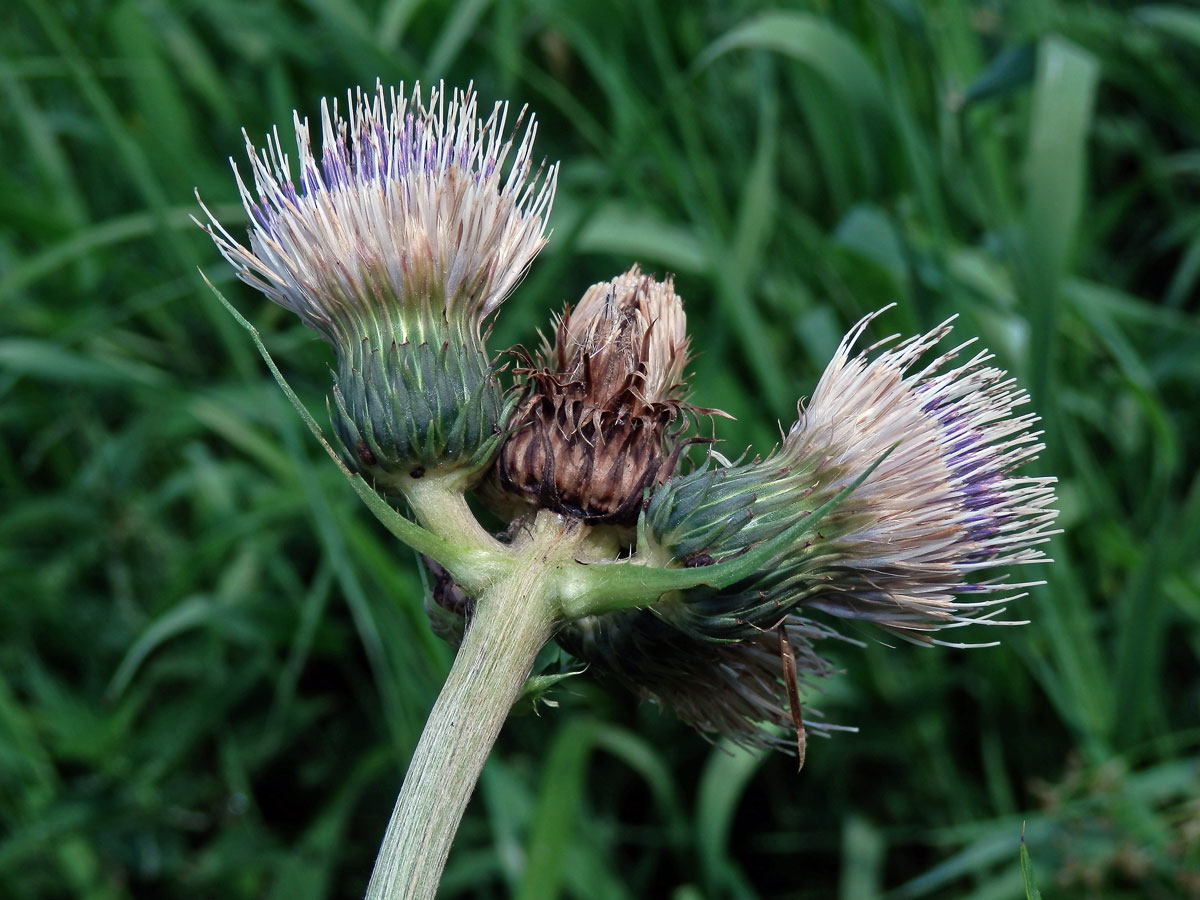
[[365, 512, 583, 900], [398, 473, 510, 591]]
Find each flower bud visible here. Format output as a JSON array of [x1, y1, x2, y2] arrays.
[[422, 556, 473, 648], [198, 81, 557, 482], [494, 266, 693, 523]]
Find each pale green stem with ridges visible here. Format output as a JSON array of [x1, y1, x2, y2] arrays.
[[365, 512, 585, 900], [396, 472, 509, 586]]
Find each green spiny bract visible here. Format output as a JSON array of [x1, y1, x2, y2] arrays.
[[331, 337, 512, 482]]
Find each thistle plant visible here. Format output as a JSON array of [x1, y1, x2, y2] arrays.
[[199, 80, 1058, 899]]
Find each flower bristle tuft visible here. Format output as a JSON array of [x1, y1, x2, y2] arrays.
[[198, 80, 557, 346]]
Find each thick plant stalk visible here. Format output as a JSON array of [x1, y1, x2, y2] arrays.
[[365, 514, 581, 900]]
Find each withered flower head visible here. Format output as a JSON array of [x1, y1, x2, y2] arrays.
[[557, 609, 856, 751], [495, 266, 695, 523]]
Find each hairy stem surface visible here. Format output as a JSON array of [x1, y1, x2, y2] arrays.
[[365, 512, 582, 900]]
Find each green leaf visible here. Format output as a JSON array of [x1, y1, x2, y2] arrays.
[[1019, 831, 1043, 900], [0, 338, 166, 386], [575, 203, 709, 274], [515, 669, 584, 713], [962, 43, 1036, 108], [1019, 36, 1100, 403], [1133, 4, 1200, 48], [694, 11, 888, 122], [839, 816, 885, 900], [695, 742, 764, 900], [514, 720, 595, 900], [106, 595, 217, 699], [515, 720, 685, 900]]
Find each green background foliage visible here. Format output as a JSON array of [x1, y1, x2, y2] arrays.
[[3, 0, 1199, 897]]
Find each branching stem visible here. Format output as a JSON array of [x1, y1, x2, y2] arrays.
[[364, 512, 585, 900]]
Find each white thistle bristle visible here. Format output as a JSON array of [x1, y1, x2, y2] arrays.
[[784, 307, 1059, 640], [195, 80, 558, 346]]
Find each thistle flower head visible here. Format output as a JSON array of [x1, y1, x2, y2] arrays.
[[199, 80, 556, 346], [198, 81, 558, 480], [647, 308, 1059, 644], [494, 266, 696, 523]]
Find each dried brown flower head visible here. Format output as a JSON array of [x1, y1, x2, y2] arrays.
[[495, 266, 696, 523], [557, 609, 856, 752]]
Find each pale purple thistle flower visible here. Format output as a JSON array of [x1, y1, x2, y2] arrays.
[[196, 80, 558, 349], [768, 307, 1059, 644]]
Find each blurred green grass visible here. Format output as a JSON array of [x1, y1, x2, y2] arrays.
[[3, 0, 1199, 897]]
